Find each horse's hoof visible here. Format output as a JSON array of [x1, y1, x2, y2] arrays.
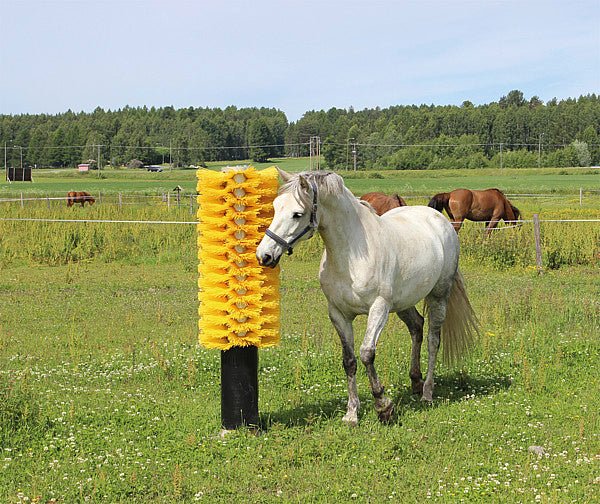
[[422, 383, 433, 403], [342, 413, 358, 427], [421, 392, 433, 403], [411, 379, 424, 395], [376, 399, 394, 423]]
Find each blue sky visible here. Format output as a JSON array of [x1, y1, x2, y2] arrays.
[[1, 0, 598, 121]]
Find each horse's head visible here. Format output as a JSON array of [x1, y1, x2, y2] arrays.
[[256, 168, 319, 268], [511, 204, 521, 221]]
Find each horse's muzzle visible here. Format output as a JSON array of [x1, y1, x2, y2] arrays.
[[257, 251, 281, 268]]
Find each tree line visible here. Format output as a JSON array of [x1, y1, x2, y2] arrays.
[[1, 91, 599, 170]]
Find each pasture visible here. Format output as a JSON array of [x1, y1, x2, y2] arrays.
[[0, 166, 598, 502]]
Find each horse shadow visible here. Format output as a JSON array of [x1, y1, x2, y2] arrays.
[[261, 371, 512, 429]]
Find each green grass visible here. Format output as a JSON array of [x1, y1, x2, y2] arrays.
[[2, 163, 599, 197], [0, 261, 598, 502], [0, 169, 599, 502]]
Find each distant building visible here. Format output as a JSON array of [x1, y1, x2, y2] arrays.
[[78, 164, 90, 172]]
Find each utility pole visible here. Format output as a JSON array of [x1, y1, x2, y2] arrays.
[[19, 146, 23, 181], [352, 139, 357, 171], [538, 133, 544, 168], [169, 139, 172, 171], [499, 142, 503, 169], [346, 140, 350, 171], [309, 136, 321, 170], [4, 142, 7, 181]]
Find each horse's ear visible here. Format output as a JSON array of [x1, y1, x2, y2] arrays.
[[298, 174, 311, 193], [276, 166, 293, 183]]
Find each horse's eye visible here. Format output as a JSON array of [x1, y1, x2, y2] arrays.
[[292, 212, 303, 219]]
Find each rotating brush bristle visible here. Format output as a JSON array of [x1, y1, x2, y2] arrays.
[[197, 166, 280, 350]]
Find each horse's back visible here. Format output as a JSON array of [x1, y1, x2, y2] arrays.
[[384, 205, 455, 233], [384, 206, 459, 265], [376, 206, 459, 308], [360, 192, 405, 216]]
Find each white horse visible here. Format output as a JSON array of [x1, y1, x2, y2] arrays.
[[256, 169, 479, 425]]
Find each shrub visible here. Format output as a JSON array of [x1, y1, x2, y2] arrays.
[[0, 374, 49, 446]]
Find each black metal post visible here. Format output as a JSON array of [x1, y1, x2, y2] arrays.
[[220, 346, 259, 429]]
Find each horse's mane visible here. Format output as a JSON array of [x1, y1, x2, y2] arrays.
[[279, 171, 348, 206], [359, 199, 378, 214], [427, 192, 450, 213]]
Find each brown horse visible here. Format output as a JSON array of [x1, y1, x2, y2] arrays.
[[67, 191, 95, 207], [428, 188, 520, 235], [359, 192, 407, 216]]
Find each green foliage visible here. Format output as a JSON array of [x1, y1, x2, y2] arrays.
[[389, 146, 433, 170], [247, 117, 273, 162], [0, 167, 598, 502], [572, 140, 592, 167], [0, 373, 49, 447], [0, 203, 195, 266], [0, 256, 598, 502], [2, 92, 599, 172], [491, 149, 538, 168], [544, 145, 579, 168]]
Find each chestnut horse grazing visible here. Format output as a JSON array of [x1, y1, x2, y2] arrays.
[[67, 191, 95, 207], [428, 188, 520, 235], [257, 169, 479, 425], [360, 192, 407, 215]]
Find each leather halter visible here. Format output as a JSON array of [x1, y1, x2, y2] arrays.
[[264, 179, 319, 255]]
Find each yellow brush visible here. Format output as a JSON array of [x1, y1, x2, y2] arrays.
[[196, 166, 280, 350]]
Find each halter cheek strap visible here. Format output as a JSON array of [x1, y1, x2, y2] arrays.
[[265, 180, 319, 255]]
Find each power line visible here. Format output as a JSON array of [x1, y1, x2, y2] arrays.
[[5, 142, 310, 152]]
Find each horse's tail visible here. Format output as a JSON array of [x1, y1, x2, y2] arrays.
[[440, 270, 480, 365], [427, 192, 450, 213], [394, 194, 408, 207]]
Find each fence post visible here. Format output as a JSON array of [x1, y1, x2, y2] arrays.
[[118, 192, 122, 210], [167, 192, 171, 209], [189, 194, 194, 215], [533, 213, 543, 274], [580, 187, 583, 206], [47, 195, 50, 210], [20, 192, 24, 208]]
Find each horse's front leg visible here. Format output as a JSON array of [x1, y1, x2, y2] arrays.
[[485, 219, 500, 237], [328, 304, 359, 426], [361, 297, 394, 423]]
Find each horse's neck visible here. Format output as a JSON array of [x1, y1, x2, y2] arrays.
[[501, 196, 516, 220], [318, 190, 374, 264]]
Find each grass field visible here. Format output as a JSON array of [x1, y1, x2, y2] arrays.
[[2, 161, 599, 197], [0, 166, 599, 502]]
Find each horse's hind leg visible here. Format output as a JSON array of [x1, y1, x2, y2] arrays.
[[397, 307, 425, 394], [361, 297, 394, 423], [328, 304, 360, 426], [422, 295, 448, 402]]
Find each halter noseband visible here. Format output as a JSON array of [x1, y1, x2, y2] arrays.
[[265, 179, 319, 255]]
